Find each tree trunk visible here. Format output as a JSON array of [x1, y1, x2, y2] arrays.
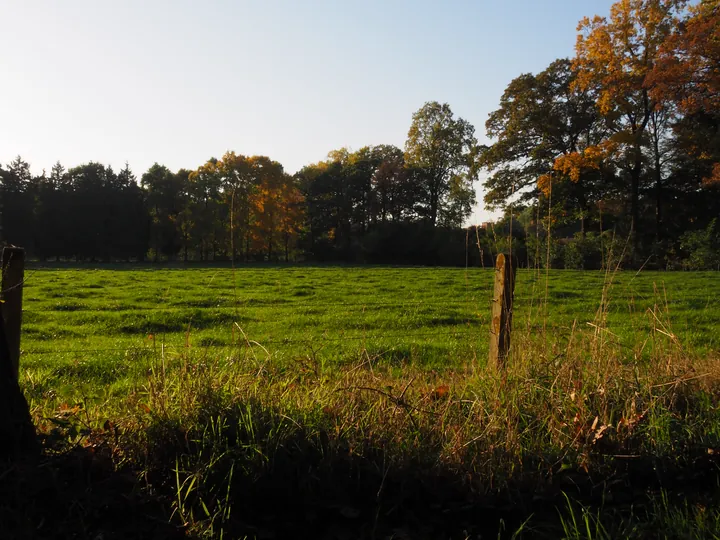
[[630, 143, 643, 254], [630, 169, 640, 249], [577, 181, 588, 239], [654, 138, 662, 243], [154, 206, 161, 262], [430, 185, 439, 227]]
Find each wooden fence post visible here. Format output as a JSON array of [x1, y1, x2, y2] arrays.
[[1, 247, 25, 380], [0, 246, 36, 457], [489, 253, 517, 369]]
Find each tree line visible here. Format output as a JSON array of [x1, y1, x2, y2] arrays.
[[1, 0, 718, 268], [0, 100, 479, 264]]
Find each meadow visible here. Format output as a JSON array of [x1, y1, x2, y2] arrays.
[[20, 266, 720, 388], [6, 265, 720, 539]]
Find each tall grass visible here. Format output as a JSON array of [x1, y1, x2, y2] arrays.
[[4, 253, 720, 538], [9, 308, 719, 538]]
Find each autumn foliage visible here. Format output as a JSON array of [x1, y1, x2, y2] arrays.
[[189, 153, 305, 262], [1, 1, 717, 267], [649, 0, 720, 115], [483, 0, 719, 263]]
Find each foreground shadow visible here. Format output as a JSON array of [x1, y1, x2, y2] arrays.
[[3, 399, 720, 539], [0, 447, 183, 540]]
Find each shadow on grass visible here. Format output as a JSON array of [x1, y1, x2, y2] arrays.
[[8, 360, 720, 540], [0, 447, 184, 540], [136, 405, 529, 539], [128, 400, 720, 539], [3, 410, 720, 539]]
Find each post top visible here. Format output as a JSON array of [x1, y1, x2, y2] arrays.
[[1, 246, 25, 261], [495, 252, 517, 269]]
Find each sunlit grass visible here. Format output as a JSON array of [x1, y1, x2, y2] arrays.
[[7, 264, 720, 538], [20, 266, 720, 377]]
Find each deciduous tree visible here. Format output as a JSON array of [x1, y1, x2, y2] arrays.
[[570, 0, 686, 245], [649, 0, 720, 187], [404, 102, 478, 226], [482, 59, 604, 235]]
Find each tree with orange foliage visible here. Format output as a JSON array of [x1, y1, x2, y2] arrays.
[[649, 1, 720, 188], [248, 160, 304, 261], [650, 0, 720, 115], [277, 178, 305, 262], [190, 153, 305, 261], [214, 152, 260, 261], [570, 0, 686, 246]]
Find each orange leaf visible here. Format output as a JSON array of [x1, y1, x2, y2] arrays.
[[431, 385, 450, 400]]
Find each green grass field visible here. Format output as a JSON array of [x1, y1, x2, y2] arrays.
[[20, 266, 720, 391], [8, 265, 720, 539]]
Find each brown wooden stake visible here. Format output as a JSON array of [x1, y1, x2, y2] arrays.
[[0, 246, 36, 458], [489, 253, 517, 369], [1, 247, 25, 381]]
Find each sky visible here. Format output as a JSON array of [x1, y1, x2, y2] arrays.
[[0, 0, 616, 224]]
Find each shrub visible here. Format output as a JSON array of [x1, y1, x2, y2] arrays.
[[563, 233, 604, 270], [526, 234, 564, 269], [680, 219, 720, 270]]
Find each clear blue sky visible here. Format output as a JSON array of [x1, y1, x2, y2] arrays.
[[0, 0, 615, 223]]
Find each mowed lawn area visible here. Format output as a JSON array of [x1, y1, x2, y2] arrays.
[[20, 265, 720, 394]]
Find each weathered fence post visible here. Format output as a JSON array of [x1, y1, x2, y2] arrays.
[[0, 246, 36, 457], [1, 247, 25, 380], [489, 253, 517, 369]]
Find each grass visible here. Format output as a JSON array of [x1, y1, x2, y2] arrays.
[[4, 264, 720, 538], [20, 266, 720, 365]]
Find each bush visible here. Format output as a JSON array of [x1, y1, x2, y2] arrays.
[[360, 222, 484, 266], [563, 233, 604, 270], [680, 219, 720, 270], [526, 235, 564, 269]]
